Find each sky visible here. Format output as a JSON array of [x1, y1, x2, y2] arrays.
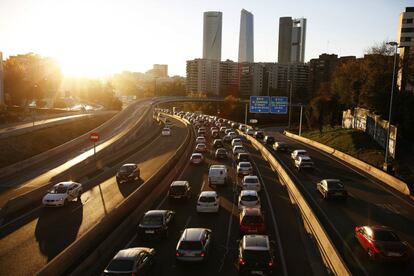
[[0, 0, 411, 77]]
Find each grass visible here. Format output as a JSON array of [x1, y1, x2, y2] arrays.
[[0, 114, 115, 168]]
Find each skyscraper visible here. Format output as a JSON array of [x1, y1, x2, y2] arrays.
[[203, 11, 222, 61], [397, 7, 414, 93], [278, 17, 307, 63], [238, 9, 254, 63]]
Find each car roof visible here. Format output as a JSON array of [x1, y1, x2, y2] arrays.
[[240, 190, 258, 196], [322, 179, 341, 183], [242, 207, 262, 216], [181, 228, 210, 241], [210, 164, 226, 169], [54, 181, 77, 188], [192, 152, 203, 156], [122, 163, 136, 167], [171, 181, 188, 186], [294, 149, 307, 153], [243, 235, 270, 250], [243, 175, 258, 180], [145, 210, 170, 216], [200, 191, 218, 197], [113, 247, 152, 260], [196, 143, 206, 146], [299, 156, 312, 160], [238, 162, 252, 166]]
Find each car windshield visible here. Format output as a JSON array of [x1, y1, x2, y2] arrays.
[[240, 163, 251, 168], [170, 186, 186, 194], [241, 195, 258, 201], [179, 241, 203, 251], [243, 249, 271, 261], [199, 196, 215, 202], [141, 214, 163, 225], [119, 166, 134, 173], [106, 259, 134, 272], [374, 230, 400, 242], [51, 185, 68, 194], [242, 215, 263, 224], [192, 155, 201, 159], [328, 182, 344, 189], [244, 178, 258, 184]]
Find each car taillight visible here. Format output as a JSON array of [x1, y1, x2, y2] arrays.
[[176, 251, 180, 257], [200, 251, 206, 257], [268, 260, 274, 267], [239, 258, 246, 266]]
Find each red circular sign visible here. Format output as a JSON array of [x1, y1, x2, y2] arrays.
[[90, 132, 100, 142]]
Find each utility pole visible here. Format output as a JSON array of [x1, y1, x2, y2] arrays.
[[299, 104, 303, 136], [244, 103, 248, 125], [287, 80, 293, 129]]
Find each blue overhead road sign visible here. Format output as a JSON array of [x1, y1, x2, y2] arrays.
[[270, 96, 288, 114], [250, 96, 270, 113]]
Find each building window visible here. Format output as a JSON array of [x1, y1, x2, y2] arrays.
[[402, 28, 414, 33]]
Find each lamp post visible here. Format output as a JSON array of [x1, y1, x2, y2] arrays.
[[32, 83, 38, 127], [299, 104, 304, 136], [383, 41, 398, 173], [287, 80, 293, 129]]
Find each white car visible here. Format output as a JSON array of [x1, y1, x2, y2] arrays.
[[233, 145, 245, 155], [195, 136, 206, 144], [228, 132, 238, 140], [237, 162, 253, 175], [245, 128, 255, 135], [190, 153, 204, 164], [238, 190, 261, 210], [291, 149, 308, 160], [294, 155, 314, 171], [42, 181, 83, 207], [231, 138, 243, 147], [195, 143, 207, 153], [162, 127, 171, 136], [196, 191, 220, 213], [241, 175, 261, 192]]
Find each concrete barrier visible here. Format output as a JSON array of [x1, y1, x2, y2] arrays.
[[284, 131, 411, 196], [240, 131, 351, 276], [37, 115, 193, 276]]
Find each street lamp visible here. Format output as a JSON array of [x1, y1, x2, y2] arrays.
[[383, 41, 399, 173], [287, 80, 293, 129], [32, 83, 38, 127]]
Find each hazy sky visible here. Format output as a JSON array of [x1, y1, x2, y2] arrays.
[[0, 0, 411, 77]]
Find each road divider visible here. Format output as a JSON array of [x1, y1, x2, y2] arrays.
[[239, 130, 351, 276], [37, 115, 194, 276], [284, 131, 411, 196]]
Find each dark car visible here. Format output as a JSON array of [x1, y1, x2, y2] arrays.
[[272, 141, 288, 151], [254, 131, 264, 140], [264, 136, 275, 145], [215, 148, 228, 159], [317, 179, 347, 199], [116, 163, 140, 184], [239, 208, 266, 235], [238, 235, 275, 275], [212, 139, 224, 149], [103, 247, 155, 275], [138, 210, 175, 238], [168, 181, 191, 200], [355, 225, 410, 262], [237, 153, 250, 163]]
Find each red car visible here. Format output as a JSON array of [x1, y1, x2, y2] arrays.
[[239, 208, 266, 235], [355, 225, 410, 262]]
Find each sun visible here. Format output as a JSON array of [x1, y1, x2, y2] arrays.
[[57, 51, 114, 78]]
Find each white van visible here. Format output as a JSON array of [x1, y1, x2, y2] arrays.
[[208, 165, 228, 186]]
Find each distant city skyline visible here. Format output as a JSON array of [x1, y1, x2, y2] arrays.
[[0, 0, 411, 77], [238, 9, 254, 63]]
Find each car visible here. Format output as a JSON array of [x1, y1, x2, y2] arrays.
[[233, 145, 246, 155], [103, 247, 156, 275], [294, 155, 314, 171], [231, 122, 240, 129], [239, 125, 247, 132], [237, 162, 253, 176], [165, 120, 173, 128], [197, 129, 206, 136], [223, 134, 232, 143], [190, 153, 204, 164], [231, 138, 243, 147], [239, 208, 266, 235], [263, 136, 275, 145], [254, 131, 264, 140], [317, 179, 347, 199], [196, 191, 220, 213], [211, 130, 219, 138], [161, 127, 171, 136], [116, 163, 140, 184], [195, 143, 207, 153], [241, 175, 261, 192], [195, 136, 206, 144], [238, 190, 261, 210], [168, 181, 192, 200], [212, 139, 224, 149], [42, 181, 82, 207], [208, 164, 229, 186], [291, 149, 308, 160], [215, 148, 228, 159], [219, 126, 227, 134], [238, 235, 275, 275], [273, 141, 288, 151], [224, 128, 233, 135], [354, 225, 410, 262], [236, 153, 250, 163], [245, 128, 255, 135], [138, 210, 175, 238], [228, 132, 238, 140], [175, 228, 213, 262]]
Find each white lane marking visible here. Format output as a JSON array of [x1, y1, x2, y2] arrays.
[[283, 134, 414, 209], [0, 206, 42, 230], [250, 158, 289, 276], [183, 215, 192, 229], [275, 155, 369, 276]]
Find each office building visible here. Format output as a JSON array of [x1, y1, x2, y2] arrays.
[[152, 64, 168, 78], [238, 9, 254, 63], [220, 60, 239, 96], [308, 54, 339, 97], [186, 59, 220, 95], [397, 7, 414, 93], [239, 62, 264, 98], [0, 52, 4, 105], [278, 17, 307, 63], [203, 11, 222, 61]]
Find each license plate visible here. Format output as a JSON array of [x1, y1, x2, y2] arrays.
[[145, 230, 155, 234], [252, 271, 264, 275], [387, 252, 401, 257]]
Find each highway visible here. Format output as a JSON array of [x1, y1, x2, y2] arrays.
[[264, 129, 414, 275], [97, 125, 328, 276], [0, 116, 189, 275]]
